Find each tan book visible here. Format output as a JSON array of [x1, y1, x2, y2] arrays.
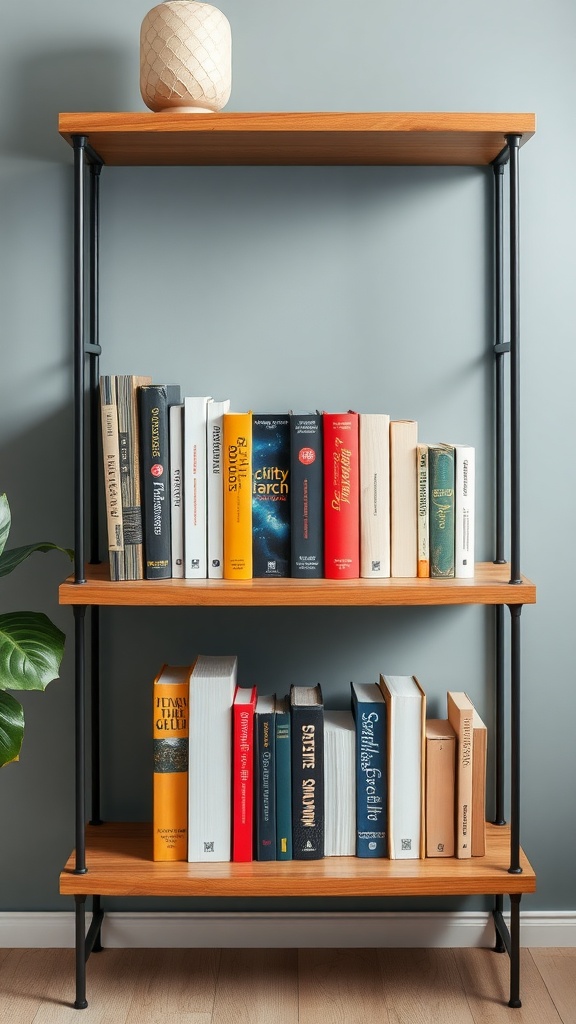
[[470, 704, 487, 856], [359, 413, 391, 578], [115, 374, 152, 580], [447, 691, 474, 859], [425, 719, 456, 857], [390, 420, 418, 577]]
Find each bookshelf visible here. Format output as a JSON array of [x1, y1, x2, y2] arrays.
[[58, 111, 536, 1009]]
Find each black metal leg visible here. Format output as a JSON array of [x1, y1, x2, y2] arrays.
[[508, 604, 522, 875], [493, 896, 506, 953], [74, 606, 88, 874], [74, 895, 88, 1009], [509, 894, 522, 1007]]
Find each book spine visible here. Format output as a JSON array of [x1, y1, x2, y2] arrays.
[[153, 674, 189, 861], [448, 699, 474, 859], [425, 726, 455, 857], [471, 710, 487, 857], [290, 705, 324, 859], [429, 444, 455, 578], [323, 412, 360, 579], [275, 709, 292, 860], [255, 707, 276, 860], [352, 696, 387, 857], [169, 404, 184, 578], [289, 414, 323, 578], [100, 375, 125, 581], [116, 375, 152, 580], [390, 420, 418, 577], [207, 399, 231, 579], [359, 413, 391, 578], [252, 414, 291, 577], [416, 443, 430, 578], [184, 396, 211, 578], [139, 385, 179, 580], [232, 694, 256, 863], [454, 445, 475, 578], [223, 413, 253, 579]]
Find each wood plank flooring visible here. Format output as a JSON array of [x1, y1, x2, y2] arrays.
[[0, 948, 573, 1024]]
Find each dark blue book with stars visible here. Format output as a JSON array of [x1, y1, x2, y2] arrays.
[[252, 414, 291, 577]]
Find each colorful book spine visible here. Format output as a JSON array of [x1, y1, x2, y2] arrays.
[[255, 694, 276, 861], [100, 375, 124, 581], [350, 681, 387, 857], [184, 396, 212, 579], [169, 403, 184, 578], [290, 684, 324, 860], [428, 443, 455, 578], [359, 413, 391, 578], [207, 398, 231, 579], [223, 412, 253, 579], [289, 412, 323, 578], [454, 444, 475, 578], [323, 412, 360, 579], [416, 443, 430, 579], [139, 384, 181, 580], [390, 420, 418, 577], [116, 374, 152, 580], [232, 685, 257, 863], [252, 414, 291, 577], [275, 696, 292, 860], [153, 664, 190, 861]]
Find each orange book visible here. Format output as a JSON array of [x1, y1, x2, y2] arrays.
[[425, 719, 456, 857], [153, 664, 191, 861], [223, 412, 253, 579]]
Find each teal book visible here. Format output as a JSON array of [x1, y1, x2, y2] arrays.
[[428, 444, 455, 578], [275, 695, 292, 860]]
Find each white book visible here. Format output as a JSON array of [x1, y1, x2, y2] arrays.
[[324, 711, 356, 857], [359, 413, 391, 578], [207, 398, 231, 579], [188, 654, 237, 862], [453, 444, 475, 578], [390, 420, 418, 577], [183, 396, 212, 578], [378, 674, 426, 859], [169, 403, 184, 578], [416, 443, 430, 578]]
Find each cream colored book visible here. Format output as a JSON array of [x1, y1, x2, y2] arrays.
[[447, 691, 474, 859], [454, 444, 475, 578], [470, 704, 487, 856], [378, 674, 426, 859], [390, 420, 418, 577], [184, 396, 212, 579], [324, 711, 356, 856], [425, 719, 456, 857], [207, 398, 231, 579], [416, 443, 430, 578], [359, 413, 391, 578]]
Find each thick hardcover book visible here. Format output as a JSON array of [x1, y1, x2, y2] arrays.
[[447, 691, 474, 859], [232, 685, 257, 863], [359, 413, 391, 578], [425, 718, 456, 858], [188, 654, 237, 862], [290, 684, 324, 860], [116, 374, 152, 580], [252, 414, 291, 577], [153, 663, 191, 861], [453, 444, 475, 579], [275, 695, 292, 860], [378, 674, 426, 860], [323, 412, 360, 579], [184, 396, 212, 578], [428, 443, 455, 578], [223, 412, 253, 579], [324, 711, 356, 857], [289, 413, 323, 578], [254, 694, 277, 860], [139, 384, 181, 579], [207, 398, 231, 579], [350, 681, 387, 858], [390, 420, 418, 577], [416, 443, 430, 579], [169, 403, 184, 578], [470, 704, 487, 857], [100, 376, 124, 580]]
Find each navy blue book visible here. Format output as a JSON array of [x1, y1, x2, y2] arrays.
[[252, 414, 290, 577], [350, 681, 388, 857], [289, 412, 323, 578], [275, 695, 292, 860], [139, 384, 181, 580], [254, 694, 276, 860]]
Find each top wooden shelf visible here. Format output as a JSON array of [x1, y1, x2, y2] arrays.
[[58, 111, 535, 167]]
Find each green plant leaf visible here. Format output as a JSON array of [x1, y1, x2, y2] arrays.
[[0, 612, 65, 692], [0, 542, 74, 579], [0, 494, 10, 559], [0, 690, 24, 766]]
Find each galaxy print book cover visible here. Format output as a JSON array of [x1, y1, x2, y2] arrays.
[[252, 414, 291, 577]]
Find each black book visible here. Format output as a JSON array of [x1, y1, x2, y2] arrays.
[[252, 414, 290, 577], [139, 384, 181, 579], [289, 413, 323, 577], [254, 694, 276, 860], [290, 684, 324, 860]]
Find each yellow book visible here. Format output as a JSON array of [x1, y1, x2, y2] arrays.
[[153, 664, 191, 861], [223, 412, 253, 579]]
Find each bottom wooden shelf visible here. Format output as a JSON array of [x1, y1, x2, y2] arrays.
[[60, 823, 536, 898]]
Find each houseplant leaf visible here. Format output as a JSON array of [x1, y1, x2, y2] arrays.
[[0, 493, 9, 558], [0, 542, 73, 579], [0, 612, 65, 692], [0, 690, 24, 765]]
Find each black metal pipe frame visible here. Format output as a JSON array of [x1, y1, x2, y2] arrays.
[[89, 164, 103, 829]]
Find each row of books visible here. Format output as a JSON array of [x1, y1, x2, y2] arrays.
[[153, 655, 487, 863], [100, 374, 475, 582]]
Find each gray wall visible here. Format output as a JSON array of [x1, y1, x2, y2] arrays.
[[1, 0, 575, 916]]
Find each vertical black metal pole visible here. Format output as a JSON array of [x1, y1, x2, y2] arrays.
[[509, 893, 522, 1008], [74, 895, 88, 1009], [509, 603, 522, 874], [493, 161, 507, 830], [507, 134, 522, 586], [73, 135, 87, 586], [89, 163, 103, 828], [74, 605, 87, 874]]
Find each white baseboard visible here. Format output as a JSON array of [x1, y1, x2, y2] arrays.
[[1, 911, 575, 949]]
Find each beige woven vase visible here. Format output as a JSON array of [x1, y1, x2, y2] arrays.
[[140, 1, 231, 113]]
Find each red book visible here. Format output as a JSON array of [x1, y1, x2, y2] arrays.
[[232, 685, 257, 862], [323, 412, 360, 578]]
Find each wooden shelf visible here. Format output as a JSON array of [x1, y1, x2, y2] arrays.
[[60, 822, 535, 898], [59, 562, 535, 608], [58, 111, 535, 167]]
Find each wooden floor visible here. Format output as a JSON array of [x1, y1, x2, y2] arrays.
[[0, 947, 574, 1023]]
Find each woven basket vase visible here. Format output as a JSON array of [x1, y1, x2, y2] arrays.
[[140, 1, 231, 113]]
